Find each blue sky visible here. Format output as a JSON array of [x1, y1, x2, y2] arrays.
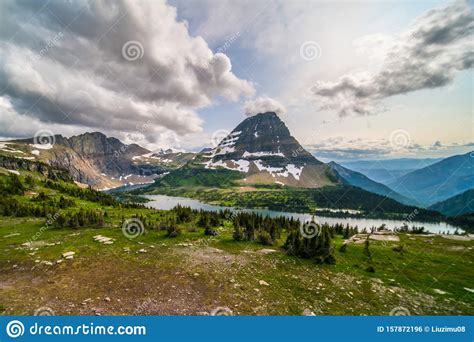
[[172, 0, 473, 160], [0, 0, 472, 161]]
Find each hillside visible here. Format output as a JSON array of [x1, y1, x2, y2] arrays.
[[388, 152, 474, 206], [327, 162, 415, 206], [429, 189, 474, 217], [0, 133, 194, 189], [341, 158, 443, 184], [0, 161, 473, 316]]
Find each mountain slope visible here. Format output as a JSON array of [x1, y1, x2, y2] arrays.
[[340, 158, 443, 184], [142, 112, 444, 219], [152, 112, 340, 189], [327, 162, 415, 206], [388, 152, 474, 206], [342, 158, 443, 171], [0, 132, 192, 189], [429, 189, 474, 216]]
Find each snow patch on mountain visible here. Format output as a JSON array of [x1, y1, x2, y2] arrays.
[[254, 160, 304, 180], [31, 143, 53, 150], [214, 146, 236, 156], [243, 151, 284, 158], [203, 159, 250, 173], [0, 143, 24, 154]]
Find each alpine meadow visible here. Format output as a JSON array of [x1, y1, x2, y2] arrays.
[[0, 0, 473, 319]]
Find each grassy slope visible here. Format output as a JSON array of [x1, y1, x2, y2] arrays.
[[1, 217, 473, 315], [0, 168, 473, 315]]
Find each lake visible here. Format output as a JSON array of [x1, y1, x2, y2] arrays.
[[143, 194, 461, 234]]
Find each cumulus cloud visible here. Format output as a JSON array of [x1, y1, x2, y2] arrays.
[[244, 96, 287, 117], [0, 0, 254, 144], [311, 1, 474, 116], [306, 137, 474, 161]]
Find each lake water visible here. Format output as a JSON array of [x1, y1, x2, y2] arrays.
[[143, 194, 461, 234]]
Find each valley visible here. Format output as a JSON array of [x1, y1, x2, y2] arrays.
[[1, 112, 473, 317], [0, 157, 473, 316]]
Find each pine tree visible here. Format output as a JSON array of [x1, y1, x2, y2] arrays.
[[232, 224, 243, 241], [363, 236, 371, 259]]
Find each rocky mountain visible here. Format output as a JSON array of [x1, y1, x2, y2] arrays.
[[190, 112, 340, 188], [327, 162, 415, 206], [388, 152, 474, 206], [143, 112, 443, 219], [0, 132, 192, 189], [429, 189, 474, 217]]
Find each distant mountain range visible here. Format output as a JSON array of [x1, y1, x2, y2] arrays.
[[327, 162, 415, 206], [388, 152, 474, 207], [341, 158, 442, 184], [429, 189, 474, 217]]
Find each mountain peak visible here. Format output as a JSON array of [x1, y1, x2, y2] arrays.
[[209, 110, 317, 165], [190, 110, 337, 188], [246, 111, 279, 118]]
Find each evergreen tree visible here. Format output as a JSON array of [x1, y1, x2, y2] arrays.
[[363, 235, 371, 259]]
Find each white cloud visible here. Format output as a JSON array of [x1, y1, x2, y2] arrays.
[[0, 0, 254, 143], [306, 136, 474, 161], [244, 96, 287, 117], [311, 1, 474, 116]]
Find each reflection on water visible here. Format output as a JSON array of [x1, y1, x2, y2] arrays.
[[143, 195, 461, 234]]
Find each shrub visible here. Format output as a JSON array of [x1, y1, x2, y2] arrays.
[[257, 231, 274, 246], [232, 225, 244, 241], [204, 225, 217, 236], [392, 245, 405, 253], [165, 221, 180, 237], [365, 265, 376, 273]]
